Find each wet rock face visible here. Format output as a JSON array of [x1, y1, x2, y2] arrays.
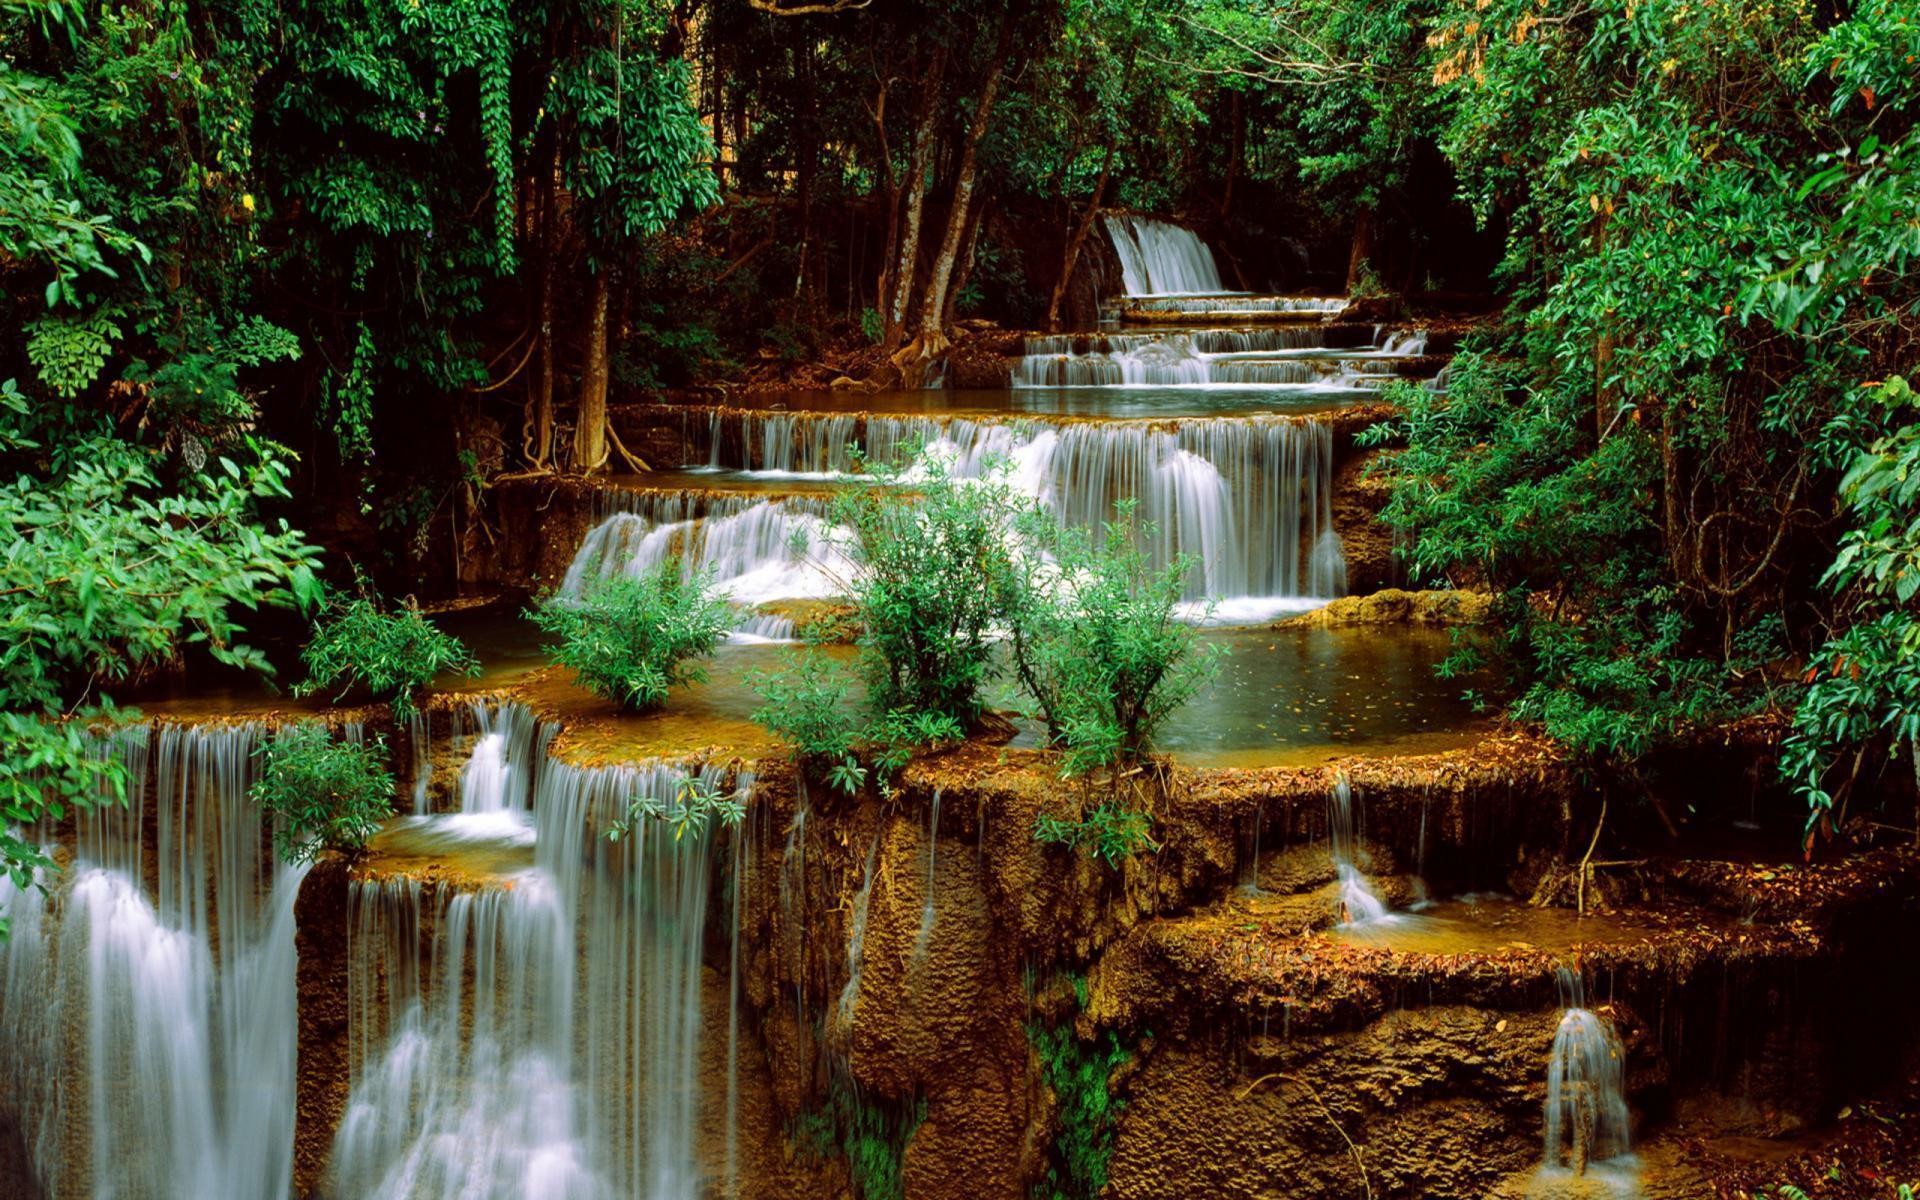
[[1107, 1009, 1551, 1200], [1332, 447, 1399, 594]]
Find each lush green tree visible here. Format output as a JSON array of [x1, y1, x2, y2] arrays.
[[0, 4, 323, 898]]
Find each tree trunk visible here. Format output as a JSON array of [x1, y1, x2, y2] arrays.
[[913, 35, 1008, 344], [1345, 208, 1374, 293], [870, 82, 900, 325], [943, 187, 990, 328], [530, 141, 560, 468], [883, 50, 945, 350], [1220, 89, 1243, 219], [1045, 143, 1115, 331], [573, 269, 611, 474]]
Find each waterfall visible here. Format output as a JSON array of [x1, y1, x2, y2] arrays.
[[1103, 214, 1226, 296], [332, 729, 733, 1199], [611, 410, 1345, 612], [837, 833, 882, 1033], [0, 721, 309, 1200], [911, 790, 941, 972], [456, 699, 538, 817], [1328, 774, 1392, 928], [560, 494, 852, 611], [409, 708, 433, 815], [1543, 970, 1634, 1181]]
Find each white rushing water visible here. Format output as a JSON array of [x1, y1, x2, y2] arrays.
[[1542, 969, 1636, 1188], [1012, 327, 1431, 390], [562, 412, 1344, 622], [0, 722, 311, 1200], [1104, 214, 1227, 296], [332, 723, 740, 1200], [1327, 773, 1395, 929]]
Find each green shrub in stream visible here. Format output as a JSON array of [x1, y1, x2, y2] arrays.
[[753, 651, 964, 796], [1033, 801, 1158, 869], [826, 443, 1031, 727], [1028, 996, 1132, 1200], [793, 1073, 925, 1200], [296, 593, 477, 719], [528, 564, 731, 711], [1007, 500, 1221, 776], [250, 726, 395, 864]]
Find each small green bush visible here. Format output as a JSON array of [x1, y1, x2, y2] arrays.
[[829, 444, 1031, 727], [296, 594, 477, 719], [1009, 501, 1221, 775], [1033, 801, 1159, 868], [250, 726, 395, 864], [528, 564, 732, 711], [793, 1071, 925, 1200], [752, 651, 964, 796]]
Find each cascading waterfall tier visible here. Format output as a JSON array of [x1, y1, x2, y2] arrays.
[[1104, 214, 1227, 296], [1328, 773, 1394, 928], [564, 409, 1345, 617], [561, 489, 848, 611], [0, 722, 310, 1200], [1012, 326, 1432, 390], [332, 721, 745, 1200]]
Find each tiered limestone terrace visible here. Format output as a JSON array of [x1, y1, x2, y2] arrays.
[[4, 282, 1918, 1200]]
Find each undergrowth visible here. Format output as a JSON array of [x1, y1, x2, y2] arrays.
[[1028, 974, 1133, 1200], [793, 1070, 926, 1200]]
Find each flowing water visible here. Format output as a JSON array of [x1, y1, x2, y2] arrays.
[[1541, 969, 1636, 1192], [1104, 214, 1227, 296], [336, 729, 736, 1199], [0, 722, 309, 1200], [1327, 773, 1395, 928]]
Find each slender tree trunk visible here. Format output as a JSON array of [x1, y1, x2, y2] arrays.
[[573, 269, 611, 473], [1345, 208, 1374, 293], [883, 50, 946, 349], [1046, 142, 1115, 331], [1220, 89, 1243, 219], [943, 187, 990, 328], [870, 83, 899, 324], [913, 34, 1009, 345], [530, 141, 561, 468]]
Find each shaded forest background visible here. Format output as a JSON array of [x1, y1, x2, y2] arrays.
[[3, 0, 1919, 849]]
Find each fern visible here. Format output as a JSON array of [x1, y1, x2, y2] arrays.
[[26, 310, 120, 398]]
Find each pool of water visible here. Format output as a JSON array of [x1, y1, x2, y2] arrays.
[[1322, 892, 1728, 955], [436, 611, 1486, 769]]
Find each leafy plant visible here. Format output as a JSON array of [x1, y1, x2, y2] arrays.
[[1781, 377, 1920, 844], [826, 443, 1031, 727], [1033, 801, 1158, 869], [607, 772, 747, 843], [250, 726, 396, 864], [529, 564, 732, 711], [1008, 501, 1221, 775], [793, 1071, 925, 1200], [296, 593, 478, 719], [1028, 980, 1132, 1200]]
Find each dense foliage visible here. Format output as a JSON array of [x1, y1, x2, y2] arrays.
[[250, 725, 396, 864], [529, 566, 733, 711], [1332, 0, 1920, 839], [296, 594, 477, 718]]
